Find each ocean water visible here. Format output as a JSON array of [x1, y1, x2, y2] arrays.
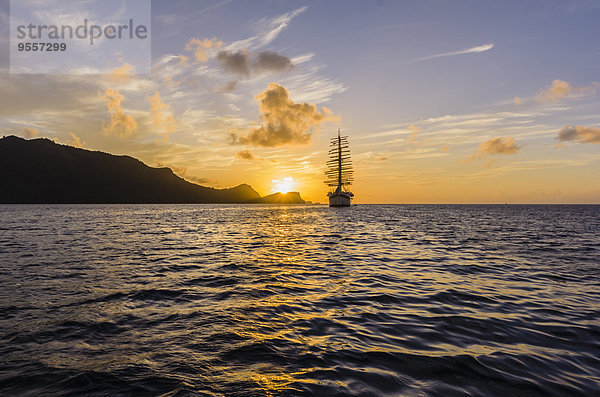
[[0, 204, 599, 396]]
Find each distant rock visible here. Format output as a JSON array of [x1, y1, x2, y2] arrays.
[[0, 136, 262, 204], [252, 191, 306, 204]]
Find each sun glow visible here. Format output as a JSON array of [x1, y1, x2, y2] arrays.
[[272, 177, 295, 193]]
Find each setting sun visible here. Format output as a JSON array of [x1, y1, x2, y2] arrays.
[[272, 177, 295, 193]]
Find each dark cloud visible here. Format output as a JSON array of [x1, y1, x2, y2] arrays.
[[254, 51, 293, 74], [235, 150, 255, 160], [216, 50, 250, 77], [216, 50, 293, 78], [232, 83, 339, 147], [558, 125, 600, 144]]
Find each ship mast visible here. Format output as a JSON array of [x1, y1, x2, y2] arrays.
[[337, 129, 342, 189], [325, 129, 353, 190]]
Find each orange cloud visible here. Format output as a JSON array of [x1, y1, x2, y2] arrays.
[[233, 83, 339, 147], [22, 127, 39, 138], [149, 92, 176, 136], [67, 132, 84, 148], [406, 124, 421, 144], [185, 37, 223, 62], [105, 63, 134, 83], [471, 136, 520, 160], [557, 125, 600, 144], [101, 88, 138, 137], [534, 79, 593, 103]]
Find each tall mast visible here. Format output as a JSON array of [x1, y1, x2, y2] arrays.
[[337, 129, 342, 190], [324, 130, 353, 189]]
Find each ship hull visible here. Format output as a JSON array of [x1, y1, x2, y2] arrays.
[[328, 191, 352, 207]]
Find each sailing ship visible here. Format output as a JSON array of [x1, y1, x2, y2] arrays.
[[325, 129, 354, 207]]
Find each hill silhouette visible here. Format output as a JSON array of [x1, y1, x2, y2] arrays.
[[252, 192, 306, 204], [0, 136, 274, 204]]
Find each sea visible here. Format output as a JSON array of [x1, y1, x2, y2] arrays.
[[0, 204, 599, 396]]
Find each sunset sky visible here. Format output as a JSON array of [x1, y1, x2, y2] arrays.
[[1, 0, 599, 203]]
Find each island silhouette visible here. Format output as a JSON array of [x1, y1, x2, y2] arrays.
[[0, 136, 305, 204]]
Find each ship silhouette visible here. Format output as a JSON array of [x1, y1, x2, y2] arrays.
[[325, 129, 354, 207]]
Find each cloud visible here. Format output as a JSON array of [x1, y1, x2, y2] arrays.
[[105, 63, 135, 83], [187, 175, 211, 184], [414, 43, 494, 63], [535, 80, 576, 102], [258, 6, 307, 47], [254, 51, 294, 74], [216, 49, 293, 78], [233, 83, 339, 147], [216, 49, 250, 77], [471, 136, 520, 160], [154, 159, 190, 179], [534, 79, 598, 103], [557, 125, 600, 144], [148, 92, 176, 138], [222, 81, 238, 92], [514, 96, 522, 105], [235, 150, 255, 160], [22, 127, 40, 138], [155, 13, 177, 25], [226, 6, 307, 51], [67, 132, 84, 148], [170, 165, 188, 178], [405, 124, 421, 144], [185, 37, 223, 62], [274, 68, 347, 103], [101, 89, 138, 137]]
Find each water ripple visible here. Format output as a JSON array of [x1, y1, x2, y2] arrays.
[[1, 204, 599, 396]]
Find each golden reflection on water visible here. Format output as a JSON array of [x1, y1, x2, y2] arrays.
[[4, 205, 598, 395], [215, 205, 572, 394], [251, 370, 297, 396]]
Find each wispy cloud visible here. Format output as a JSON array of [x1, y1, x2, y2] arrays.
[[413, 43, 494, 63], [226, 6, 307, 51], [67, 132, 85, 148]]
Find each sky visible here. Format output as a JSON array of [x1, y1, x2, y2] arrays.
[[1, 0, 599, 203]]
